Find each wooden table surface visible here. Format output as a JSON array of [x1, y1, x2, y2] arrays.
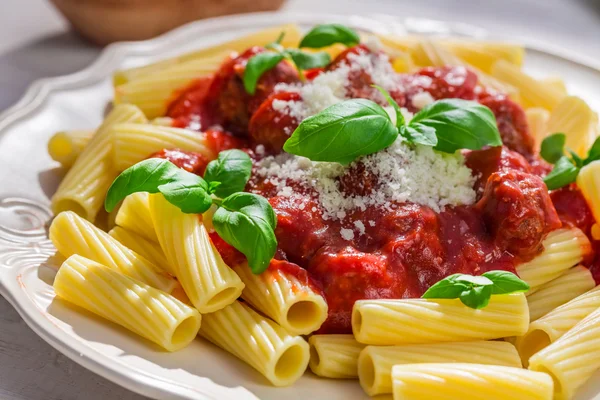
[[1, 0, 600, 399]]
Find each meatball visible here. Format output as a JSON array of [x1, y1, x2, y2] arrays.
[[337, 162, 379, 197], [476, 170, 561, 260], [248, 91, 301, 152], [209, 46, 300, 135], [478, 93, 535, 157], [148, 148, 208, 176], [464, 146, 532, 194]]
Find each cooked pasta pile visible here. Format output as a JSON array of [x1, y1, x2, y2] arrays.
[[46, 22, 600, 399]]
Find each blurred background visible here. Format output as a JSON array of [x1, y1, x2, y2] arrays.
[[0, 1, 599, 399]]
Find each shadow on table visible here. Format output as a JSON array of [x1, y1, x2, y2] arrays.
[[0, 30, 100, 112]]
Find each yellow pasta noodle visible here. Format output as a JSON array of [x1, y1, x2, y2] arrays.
[[577, 160, 600, 222], [358, 341, 522, 396], [112, 123, 215, 171], [525, 107, 550, 146], [540, 76, 568, 96], [516, 228, 591, 292], [352, 293, 529, 345], [47, 129, 93, 168], [108, 226, 171, 274], [526, 265, 595, 322], [54, 255, 201, 352], [115, 192, 158, 243], [199, 300, 309, 387], [515, 286, 600, 366], [392, 363, 552, 400], [546, 96, 599, 157], [232, 262, 328, 335], [113, 24, 302, 85], [49, 211, 176, 293], [529, 307, 600, 400], [114, 55, 228, 118], [491, 59, 564, 110], [149, 194, 243, 313], [51, 104, 147, 221], [308, 335, 365, 379]]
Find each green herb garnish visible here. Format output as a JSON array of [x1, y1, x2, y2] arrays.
[[283, 87, 502, 164], [299, 24, 360, 49], [105, 152, 276, 274], [422, 271, 530, 309], [540, 133, 600, 190]]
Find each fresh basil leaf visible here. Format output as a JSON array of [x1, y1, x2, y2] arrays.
[[410, 99, 502, 154], [212, 192, 277, 273], [372, 84, 406, 128], [286, 49, 331, 70], [459, 285, 492, 309], [243, 52, 285, 95], [543, 156, 579, 190], [204, 150, 252, 198], [208, 181, 221, 194], [584, 136, 600, 165], [299, 24, 360, 49], [540, 133, 566, 164], [401, 124, 439, 147], [481, 270, 530, 295], [105, 158, 209, 213], [422, 274, 468, 299], [283, 99, 398, 164], [158, 176, 213, 214], [454, 275, 493, 286], [568, 148, 584, 168]]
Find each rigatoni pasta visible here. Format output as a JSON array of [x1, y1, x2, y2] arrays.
[[149, 194, 243, 313], [51, 104, 147, 221], [529, 308, 600, 400], [308, 335, 365, 379], [352, 294, 529, 345], [114, 192, 158, 243], [199, 300, 309, 387], [233, 262, 328, 335], [577, 160, 600, 222], [108, 226, 171, 274], [526, 265, 595, 322], [47, 129, 93, 168], [54, 255, 201, 351], [392, 363, 553, 400], [49, 211, 177, 293], [358, 341, 522, 396]]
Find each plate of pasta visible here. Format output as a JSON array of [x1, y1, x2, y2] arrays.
[[2, 11, 600, 400]]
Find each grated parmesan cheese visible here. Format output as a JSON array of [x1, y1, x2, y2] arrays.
[[411, 91, 435, 110], [340, 228, 355, 241]]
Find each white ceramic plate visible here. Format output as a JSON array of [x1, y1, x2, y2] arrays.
[[2, 12, 600, 400]]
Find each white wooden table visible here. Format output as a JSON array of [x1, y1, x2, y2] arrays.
[[1, 0, 600, 399]]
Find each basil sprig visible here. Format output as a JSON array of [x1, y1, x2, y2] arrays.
[[283, 87, 502, 164], [422, 271, 530, 309], [243, 32, 331, 94], [540, 133, 600, 190], [299, 24, 360, 48], [105, 151, 277, 274]]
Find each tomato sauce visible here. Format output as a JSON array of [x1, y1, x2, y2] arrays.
[[156, 44, 596, 333]]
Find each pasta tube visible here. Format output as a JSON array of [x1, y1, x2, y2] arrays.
[[525, 107, 550, 146], [113, 24, 302, 85], [115, 192, 157, 243], [108, 226, 171, 275], [577, 160, 600, 222], [54, 255, 201, 351], [352, 293, 529, 345], [529, 307, 600, 400], [308, 335, 365, 379], [392, 363, 552, 400], [526, 265, 595, 322], [51, 104, 147, 221], [516, 228, 591, 292], [358, 341, 522, 396], [49, 211, 176, 293], [114, 56, 227, 118], [199, 300, 309, 387], [516, 286, 600, 366], [149, 194, 244, 313], [47, 129, 93, 168], [546, 96, 599, 157], [112, 123, 214, 171], [233, 262, 328, 335], [491, 59, 564, 110]]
